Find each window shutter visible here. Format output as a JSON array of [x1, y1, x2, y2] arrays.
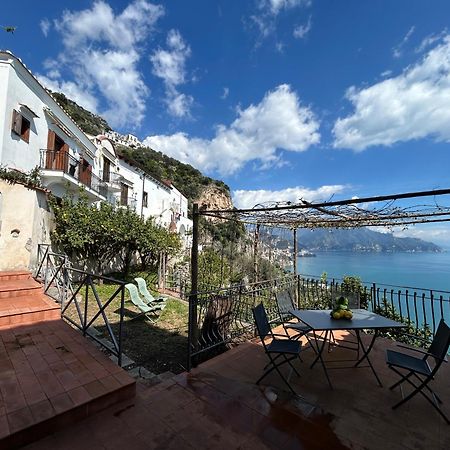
[[11, 110, 22, 135], [47, 130, 56, 150]]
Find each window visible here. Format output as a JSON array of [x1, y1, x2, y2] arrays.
[[11, 110, 30, 143], [120, 183, 128, 206], [142, 191, 148, 208], [103, 157, 111, 182]]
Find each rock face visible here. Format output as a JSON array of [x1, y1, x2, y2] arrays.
[[197, 185, 233, 220]]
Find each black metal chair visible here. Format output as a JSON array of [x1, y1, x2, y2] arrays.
[[275, 290, 313, 345], [252, 303, 302, 395], [386, 319, 450, 424]]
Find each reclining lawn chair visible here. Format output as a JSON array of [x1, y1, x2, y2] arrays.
[[386, 318, 450, 424], [275, 290, 313, 349], [252, 302, 302, 395], [125, 283, 165, 323], [134, 277, 166, 305]]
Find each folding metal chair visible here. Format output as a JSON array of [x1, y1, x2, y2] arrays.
[[252, 303, 302, 395], [275, 290, 313, 347], [386, 319, 450, 424]]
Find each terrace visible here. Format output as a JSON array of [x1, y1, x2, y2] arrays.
[[3, 189, 450, 448]]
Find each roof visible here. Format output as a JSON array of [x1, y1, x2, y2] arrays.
[[0, 50, 96, 154]]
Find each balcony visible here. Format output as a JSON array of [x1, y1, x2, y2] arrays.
[[119, 196, 137, 210], [40, 149, 106, 199], [102, 171, 127, 192]]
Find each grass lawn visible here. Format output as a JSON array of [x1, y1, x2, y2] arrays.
[[63, 280, 189, 374]]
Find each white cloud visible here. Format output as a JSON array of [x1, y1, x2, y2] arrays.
[[151, 29, 193, 117], [261, 0, 311, 16], [166, 88, 193, 118], [40, 18, 50, 37], [293, 16, 312, 39], [333, 35, 450, 150], [233, 184, 347, 209], [144, 84, 320, 175], [38, 1, 164, 129], [392, 225, 450, 246], [415, 29, 448, 54], [38, 74, 99, 114], [251, 0, 311, 40], [221, 87, 229, 100], [392, 26, 415, 59]]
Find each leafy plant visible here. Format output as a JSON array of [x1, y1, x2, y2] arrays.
[[0, 166, 41, 188], [49, 193, 181, 275]]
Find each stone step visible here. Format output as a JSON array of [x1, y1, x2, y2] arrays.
[[0, 294, 60, 327], [0, 270, 32, 282], [0, 319, 136, 448], [0, 279, 42, 299]]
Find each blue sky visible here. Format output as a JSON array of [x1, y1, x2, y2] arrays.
[[2, 0, 450, 244]]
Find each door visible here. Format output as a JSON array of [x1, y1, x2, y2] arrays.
[[46, 130, 68, 172]]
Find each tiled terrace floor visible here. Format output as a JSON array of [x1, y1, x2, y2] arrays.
[[0, 319, 135, 448], [22, 330, 449, 450]]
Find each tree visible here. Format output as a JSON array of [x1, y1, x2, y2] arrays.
[[50, 193, 181, 275]]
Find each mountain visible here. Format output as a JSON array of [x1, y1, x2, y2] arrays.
[[50, 92, 230, 205], [263, 227, 441, 252], [295, 228, 442, 252]]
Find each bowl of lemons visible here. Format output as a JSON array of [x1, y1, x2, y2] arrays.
[[330, 296, 353, 320]]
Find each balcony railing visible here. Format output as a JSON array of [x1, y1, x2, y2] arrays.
[[40, 149, 105, 196], [102, 171, 124, 190], [119, 196, 137, 210], [187, 273, 450, 368]]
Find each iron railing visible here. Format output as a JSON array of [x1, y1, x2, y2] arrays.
[[39, 149, 106, 196], [188, 273, 450, 368], [35, 243, 73, 306], [34, 244, 126, 366]]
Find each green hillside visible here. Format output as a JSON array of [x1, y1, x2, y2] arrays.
[[51, 92, 111, 136], [51, 92, 230, 203]]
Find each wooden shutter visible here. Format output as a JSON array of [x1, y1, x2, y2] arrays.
[[11, 110, 22, 135], [60, 143, 69, 172], [45, 130, 56, 169], [47, 130, 56, 150]]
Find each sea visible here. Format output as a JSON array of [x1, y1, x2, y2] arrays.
[[291, 251, 450, 331], [293, 251, 450, 293]]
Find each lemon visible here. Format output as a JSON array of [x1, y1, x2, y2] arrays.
[[332, 311, 341, 319]]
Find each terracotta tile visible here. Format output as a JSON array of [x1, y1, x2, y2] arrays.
[[113, 370, 134, 387], [0, 413, 10, 439], [49, 392, 74, 414], [99, 375, 121, 392], [84, 380, 107, 398], [29, 399, 55, 423], [67, 386, 91, 406], [4, 391, 27, 414], [7, 406, 34, 433]]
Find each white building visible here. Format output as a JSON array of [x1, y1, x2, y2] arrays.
[[104, 130, 143, 148], [0, 51, 104, 202], [0, 50, 192, 270]]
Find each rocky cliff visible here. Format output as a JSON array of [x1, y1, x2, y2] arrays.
[[196, 185, 233, 220]]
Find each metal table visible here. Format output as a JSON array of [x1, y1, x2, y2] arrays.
[[290, 308, 406, 389]]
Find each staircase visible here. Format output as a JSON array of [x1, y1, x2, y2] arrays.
[[0, 270, 136, 449], [0, 271, 60, 327]]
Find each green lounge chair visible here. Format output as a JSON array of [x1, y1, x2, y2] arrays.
[[134, 277, 167, 306], [125, 283, 163, 322]]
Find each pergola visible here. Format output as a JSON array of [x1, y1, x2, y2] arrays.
[[190, 187, 450, 297]]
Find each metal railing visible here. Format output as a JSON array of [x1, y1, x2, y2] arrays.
[[40, 149, 106, 196], [188, 272, 450, 368], [35, 243, 73, 306], [34, 244, 126, 366]]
